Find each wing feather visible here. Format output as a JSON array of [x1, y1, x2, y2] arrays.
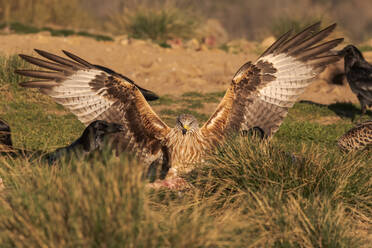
[[16, 50, 169, 162], [202, 23, 343, 138], [275, 22, 321, 54]]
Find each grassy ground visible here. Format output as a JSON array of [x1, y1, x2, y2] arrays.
[[0, 22, 113, 41], [0, 54, 371, 247]]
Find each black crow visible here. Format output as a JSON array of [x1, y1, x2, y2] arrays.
[[45, 120, 123, 164], [0, 119, 12, 148], [0, 120, 122, 164], [338, 45, 372, 115]]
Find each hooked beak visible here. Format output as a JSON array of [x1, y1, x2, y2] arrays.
[[182, 124, 190, 135]]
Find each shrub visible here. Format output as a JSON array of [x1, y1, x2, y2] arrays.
[[108, 7, 199, 43], [0, 0, 96, 30]]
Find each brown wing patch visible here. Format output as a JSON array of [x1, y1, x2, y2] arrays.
[[16, 50, 169, 167], [201, 23, 343, 141], [202, 62, 277, 141], [81, 75, 171, 160]]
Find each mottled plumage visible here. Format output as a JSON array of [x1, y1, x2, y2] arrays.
[[338, 120, 372, 151], [338, 45, 372, 115], [16, 23, 343, 178]]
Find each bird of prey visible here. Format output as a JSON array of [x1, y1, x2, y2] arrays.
[[16, 22, 343, 179], [338, 45, 372, 115], [338, 120, 372, 151], [0, 119, 122, 162]]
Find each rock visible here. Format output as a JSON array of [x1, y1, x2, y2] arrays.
[[225, 39, 257, 54], [130, 39, 149, 46], [37, 31, 51, 37], [166, 38, 183, 49], [197, 19, 229, 47], [185, 38, 200, 51], [115, 35, 129, 46], [197, 44, 209, 51]]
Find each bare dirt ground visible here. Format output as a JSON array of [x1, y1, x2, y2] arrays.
[[1, 33, 371, 105]]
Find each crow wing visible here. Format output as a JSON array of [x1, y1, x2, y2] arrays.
[[201, 23, 343, 141], [349, 61, 372, 100]]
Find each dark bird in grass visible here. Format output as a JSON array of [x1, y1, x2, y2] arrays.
[[338, 45, 372, 115], [0, 119, 12, 149], [15, 23, 343, 186], [0, 119, 12, 191], [45, 120, 123, 164], [338, 120, 372, 152], [0, 119, 123, 164]]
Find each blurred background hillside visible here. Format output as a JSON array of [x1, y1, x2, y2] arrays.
[[0, 0, 371, 44]]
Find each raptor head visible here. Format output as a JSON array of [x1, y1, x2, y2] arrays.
[[176, 114, 199, 135], [82, 120, 123, 151]]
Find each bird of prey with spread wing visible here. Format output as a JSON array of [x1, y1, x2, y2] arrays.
[[15, 22, 343, 180]]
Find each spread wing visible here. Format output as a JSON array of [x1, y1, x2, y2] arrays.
[[92, 63, 159, 101], [15, 49, 170, 160], [17, 49, 159, 101], [201, 23, 343, 140]]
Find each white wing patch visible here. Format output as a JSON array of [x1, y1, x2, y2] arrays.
[[258, 54, 317, 108], [46, 69, 116, 125]]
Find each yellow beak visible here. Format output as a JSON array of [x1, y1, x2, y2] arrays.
[[182, 124, 190, 135]]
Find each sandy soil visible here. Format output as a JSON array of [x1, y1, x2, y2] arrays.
[[1, 33, 371, 105]]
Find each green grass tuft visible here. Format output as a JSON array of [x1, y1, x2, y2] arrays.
[[359, 45, 372, 52], [149, 95, 175, 106], [41, 27, 75, 37], [0, 54, 32, 86], [9, 22, 40, 34], [1, 22, 113, 42], [123, 8, 198, 44], [76, 31, 114, 41]]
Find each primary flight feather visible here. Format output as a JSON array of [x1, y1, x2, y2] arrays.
[[16, 23, 343, 178]]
